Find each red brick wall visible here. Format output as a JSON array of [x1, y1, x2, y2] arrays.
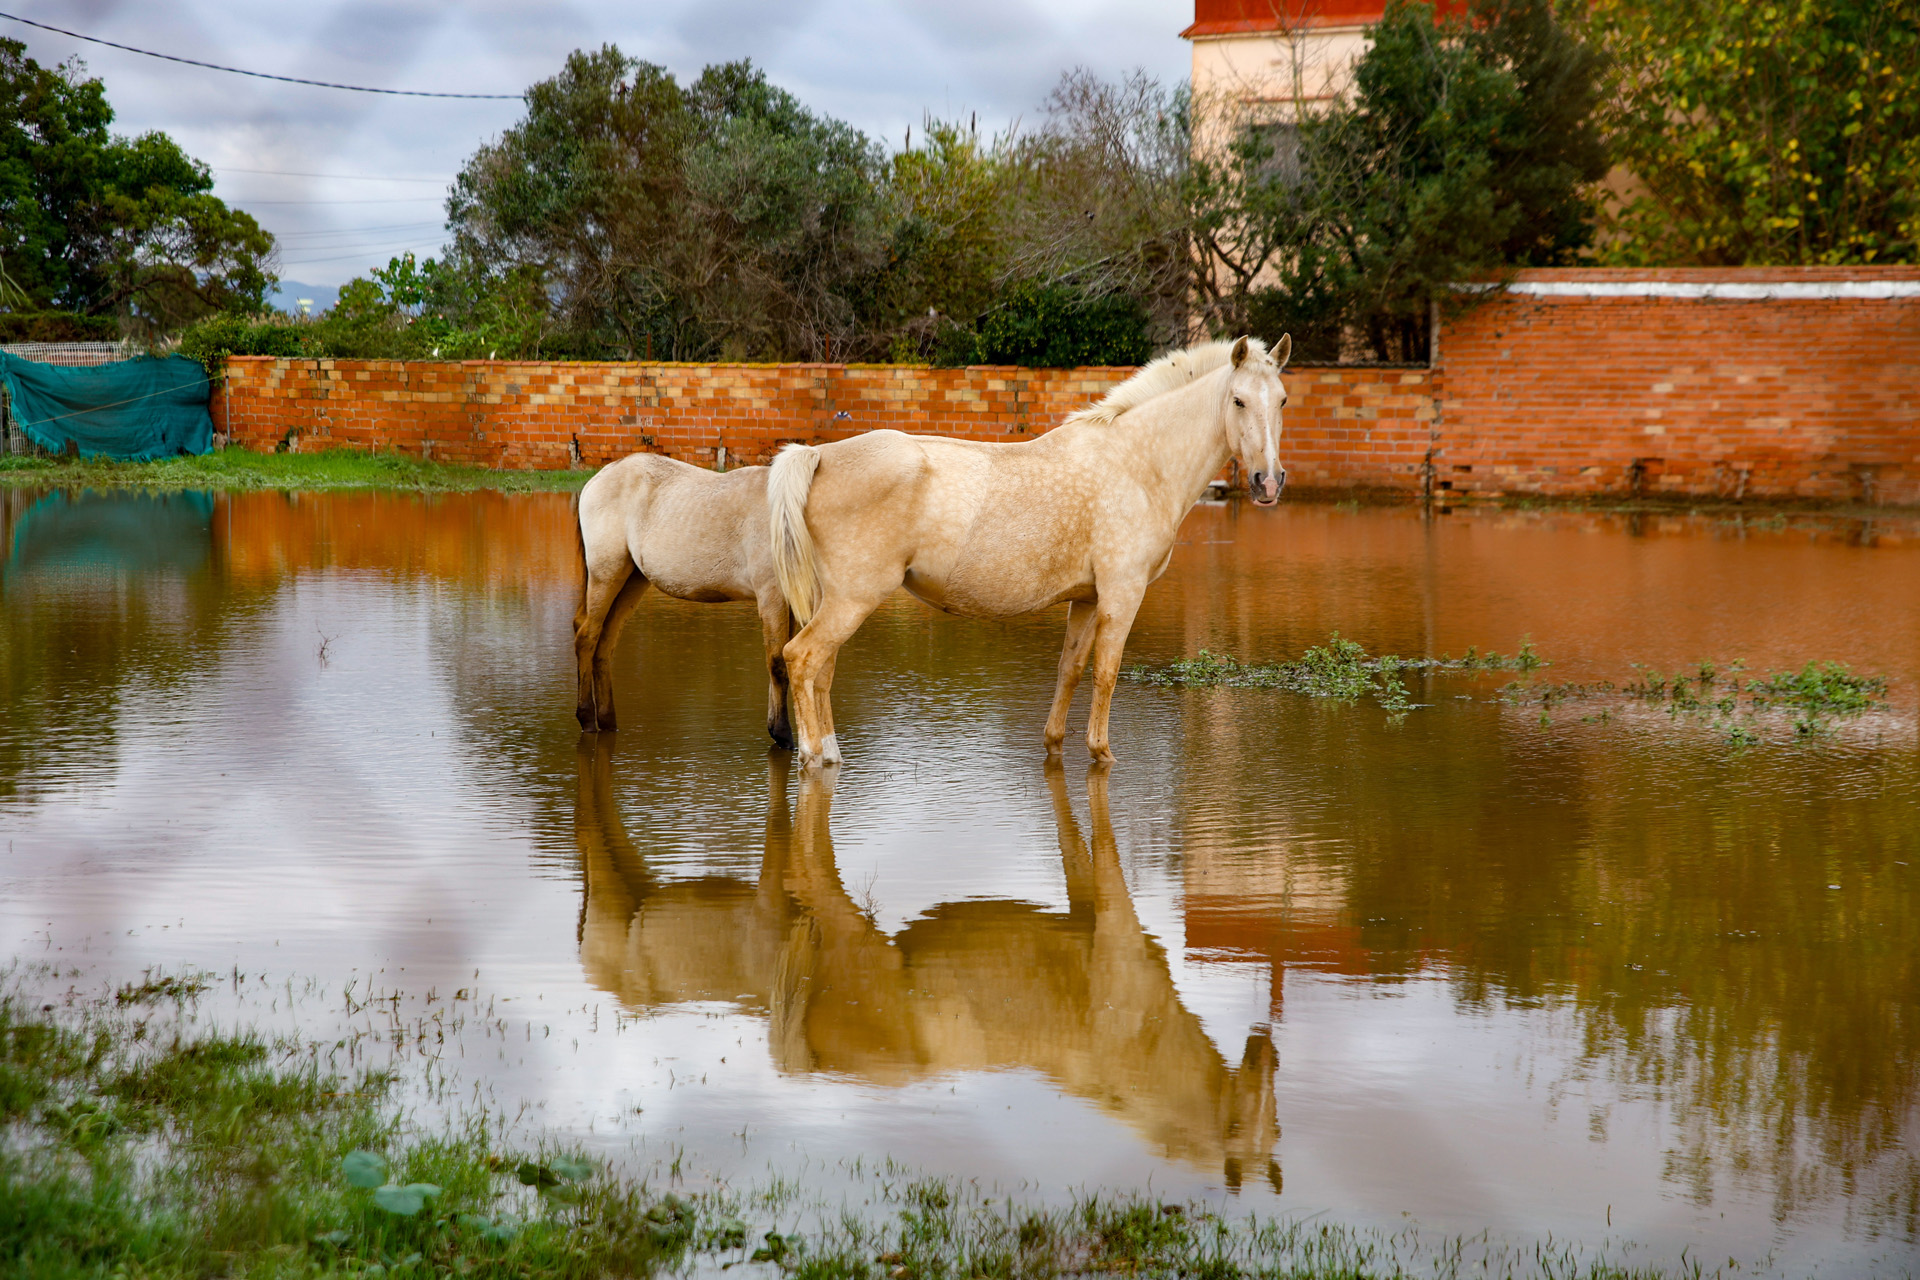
[[1437, 267, 1920, 506], [214, 358, 1438, 490], [212, 267, 1920, 506]]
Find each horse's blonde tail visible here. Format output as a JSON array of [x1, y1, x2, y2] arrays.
[[769, 443, 823, 626]]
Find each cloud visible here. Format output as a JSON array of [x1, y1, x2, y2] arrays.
[[4, 0, 1190, 286]]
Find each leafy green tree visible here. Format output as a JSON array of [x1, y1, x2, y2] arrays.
[[1210, 0, 1607, 361], [0, 38, 275, 335], [877, 121, 1005, 358], [1584, 0, 1920, 264], [448, 46, 692, 358], [679, 62, 890, 360], [449, 50, 891, 361]]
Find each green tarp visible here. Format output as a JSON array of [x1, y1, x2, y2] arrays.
[[0, 352, 212, 460]]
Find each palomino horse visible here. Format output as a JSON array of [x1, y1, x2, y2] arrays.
[[572, 454, 794, 742], [768, 334, 1291, 767], [575, 738, 1282, 1187]]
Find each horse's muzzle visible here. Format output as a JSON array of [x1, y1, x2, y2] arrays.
[[1251, 470, 1285, 506]]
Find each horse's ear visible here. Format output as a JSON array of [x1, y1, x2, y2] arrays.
[[1273, 333, 1292, 369], [1230, 336, 1250, 368]]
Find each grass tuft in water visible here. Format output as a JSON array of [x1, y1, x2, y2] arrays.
[[1502, 656, 1891, 745], [1124, 633, 1545, 715]]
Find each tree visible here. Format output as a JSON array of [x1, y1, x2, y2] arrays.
[[679, 62, 890, 360], [448, 46, 692, 358], [448, 50, 892, 361], [996, 69, 1195, 350], [1583, 0, 1920, 265], [877, 120, 1004, 357], [1207, 0, 1607, 361], [0, 38, 276, 335]]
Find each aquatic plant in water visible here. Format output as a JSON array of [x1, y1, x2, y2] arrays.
[[1500, 657, 1891, 745], [1123, 633, 1544, 714]]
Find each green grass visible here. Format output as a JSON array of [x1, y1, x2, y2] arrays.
[[1499, 657, 1892, 743], [0, 973, 1709, 1279], [1124, 633, 1546, 714], [0, 446, 591, 492]]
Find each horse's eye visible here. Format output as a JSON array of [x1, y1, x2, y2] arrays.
[[1233, 397, 1245, 408], [1281, 396, 1288, 407]]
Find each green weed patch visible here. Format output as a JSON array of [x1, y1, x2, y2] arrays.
[[1124, 633, 1545, 715], [0, 446, 589, 493], [1501, 658, 1893, 744]]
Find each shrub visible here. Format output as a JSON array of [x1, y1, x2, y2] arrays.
[[976, 282, 1151, 368]]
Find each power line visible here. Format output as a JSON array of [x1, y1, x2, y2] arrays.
[[245, 198, 445, 206], [216, 167, 451, 184], [0, 10, 523, 99]]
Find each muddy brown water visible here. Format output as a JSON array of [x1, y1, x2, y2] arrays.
[[3, 487, 1918, 1274]]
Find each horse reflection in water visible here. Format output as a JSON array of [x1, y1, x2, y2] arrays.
[[575, 742, 1281, 1191]]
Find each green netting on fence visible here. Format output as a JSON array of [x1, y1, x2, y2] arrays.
[[0, 351, 212, 460]]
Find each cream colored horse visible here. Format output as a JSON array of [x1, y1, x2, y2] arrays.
[[573, 454, 793, 743], [768, 334, 1291, 768]]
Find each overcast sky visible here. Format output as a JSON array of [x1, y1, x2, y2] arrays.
[[9, 1, 1194, 294]]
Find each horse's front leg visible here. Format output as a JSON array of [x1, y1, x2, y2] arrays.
[[1082, 582, 1147, 766], [1043, 599, 1100, 756]]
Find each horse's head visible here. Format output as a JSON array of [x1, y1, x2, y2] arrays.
[[1222, 334, 1291, 506]]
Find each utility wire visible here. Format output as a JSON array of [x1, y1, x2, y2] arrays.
[[216, 167, 451, 183], [0, 10, 523, 99]]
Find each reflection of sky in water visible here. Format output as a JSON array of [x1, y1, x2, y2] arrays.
[[2, 489, 1917, 1278]]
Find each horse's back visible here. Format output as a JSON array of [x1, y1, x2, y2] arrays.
[[581, 452, 772, 602], [802, 429, 1103, 617]]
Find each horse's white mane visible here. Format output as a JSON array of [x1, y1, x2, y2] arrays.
[[1062, 337, 1270, 427]]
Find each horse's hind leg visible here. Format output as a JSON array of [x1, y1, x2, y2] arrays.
[[1043, 599, 1100, 756], [590, 570, 650, 732], [759, 592, 795, 748], [574, 554, 635, 731], [784, 596, 881, 769]]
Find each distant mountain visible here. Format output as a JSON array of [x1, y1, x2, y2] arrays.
[[268, 280, 341, 316]]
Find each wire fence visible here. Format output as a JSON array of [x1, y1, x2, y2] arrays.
[[1, 343, 138, 453], [0, 342, 134, 367]]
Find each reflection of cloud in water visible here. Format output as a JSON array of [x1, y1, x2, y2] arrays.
[[577, 740, 1281, 1190]]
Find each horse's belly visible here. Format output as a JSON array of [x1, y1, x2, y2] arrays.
[[642, 558, 754, 604], [905, 566, 1091, 618]]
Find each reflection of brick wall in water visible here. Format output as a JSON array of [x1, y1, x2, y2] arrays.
[[215, 490, 578, 588], [214, 267, 1920, 505]]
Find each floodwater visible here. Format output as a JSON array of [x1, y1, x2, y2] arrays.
[[3, 486, 1918, 1275]]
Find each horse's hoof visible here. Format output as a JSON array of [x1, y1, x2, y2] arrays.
[[769, 724, 795, 749]]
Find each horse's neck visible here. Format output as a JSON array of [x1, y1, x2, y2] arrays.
[[1124, 370, 1231, 513]]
